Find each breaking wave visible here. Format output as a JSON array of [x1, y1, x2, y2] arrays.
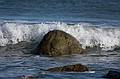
[[0, 22, 120, 51]]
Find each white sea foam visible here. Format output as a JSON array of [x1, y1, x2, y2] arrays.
[[0, 22, 120, 51]]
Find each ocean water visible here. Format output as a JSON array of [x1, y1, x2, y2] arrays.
[[0, 0, 120, 79]]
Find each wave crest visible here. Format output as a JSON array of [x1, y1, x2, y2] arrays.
[[0, 22, 120, 51]]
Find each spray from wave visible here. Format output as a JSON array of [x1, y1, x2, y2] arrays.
[[0, 22, 120, 51]]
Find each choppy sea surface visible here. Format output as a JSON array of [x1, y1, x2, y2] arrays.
[[0, 0, 120, 79], [0, 44, 120, 79]]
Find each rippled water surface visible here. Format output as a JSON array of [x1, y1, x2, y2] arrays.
[[0, 50, 119, 79]]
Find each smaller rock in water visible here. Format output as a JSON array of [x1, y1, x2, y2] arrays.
[[106, 69, 120, 79], [47, 64, 89, 72], [22, 75, 35, 79]]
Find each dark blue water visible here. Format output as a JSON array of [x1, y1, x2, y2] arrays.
[[0, 51, 120, 79], [0, 0, 120, 23], [0, 0, 120, 79]]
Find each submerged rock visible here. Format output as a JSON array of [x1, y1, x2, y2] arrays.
[[22, 75, 34, 79], [105, 69, 120, 79], [47, 64, 89, 72], [35, 30, 84, 56]]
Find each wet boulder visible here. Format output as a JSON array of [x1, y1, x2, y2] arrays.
[[47, 64, 89, 72], [105, 69, 120, 79], [36, 30, 84, 56]]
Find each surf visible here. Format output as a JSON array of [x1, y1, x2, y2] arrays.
[[0, 22, 120, 51]]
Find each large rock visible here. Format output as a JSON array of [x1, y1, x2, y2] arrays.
[[47, 64, 89, 72], [36, 30, 84, 56]]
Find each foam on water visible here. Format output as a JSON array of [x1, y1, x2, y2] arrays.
[[0, 22, 120, 51]]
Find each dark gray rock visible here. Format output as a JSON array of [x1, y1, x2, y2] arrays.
[[47, 64, 89, 72], [106, 69, 120, 79], [35, 30, 84, 56]]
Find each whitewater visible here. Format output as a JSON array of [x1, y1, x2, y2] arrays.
[[0, 22, 120, 51]]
